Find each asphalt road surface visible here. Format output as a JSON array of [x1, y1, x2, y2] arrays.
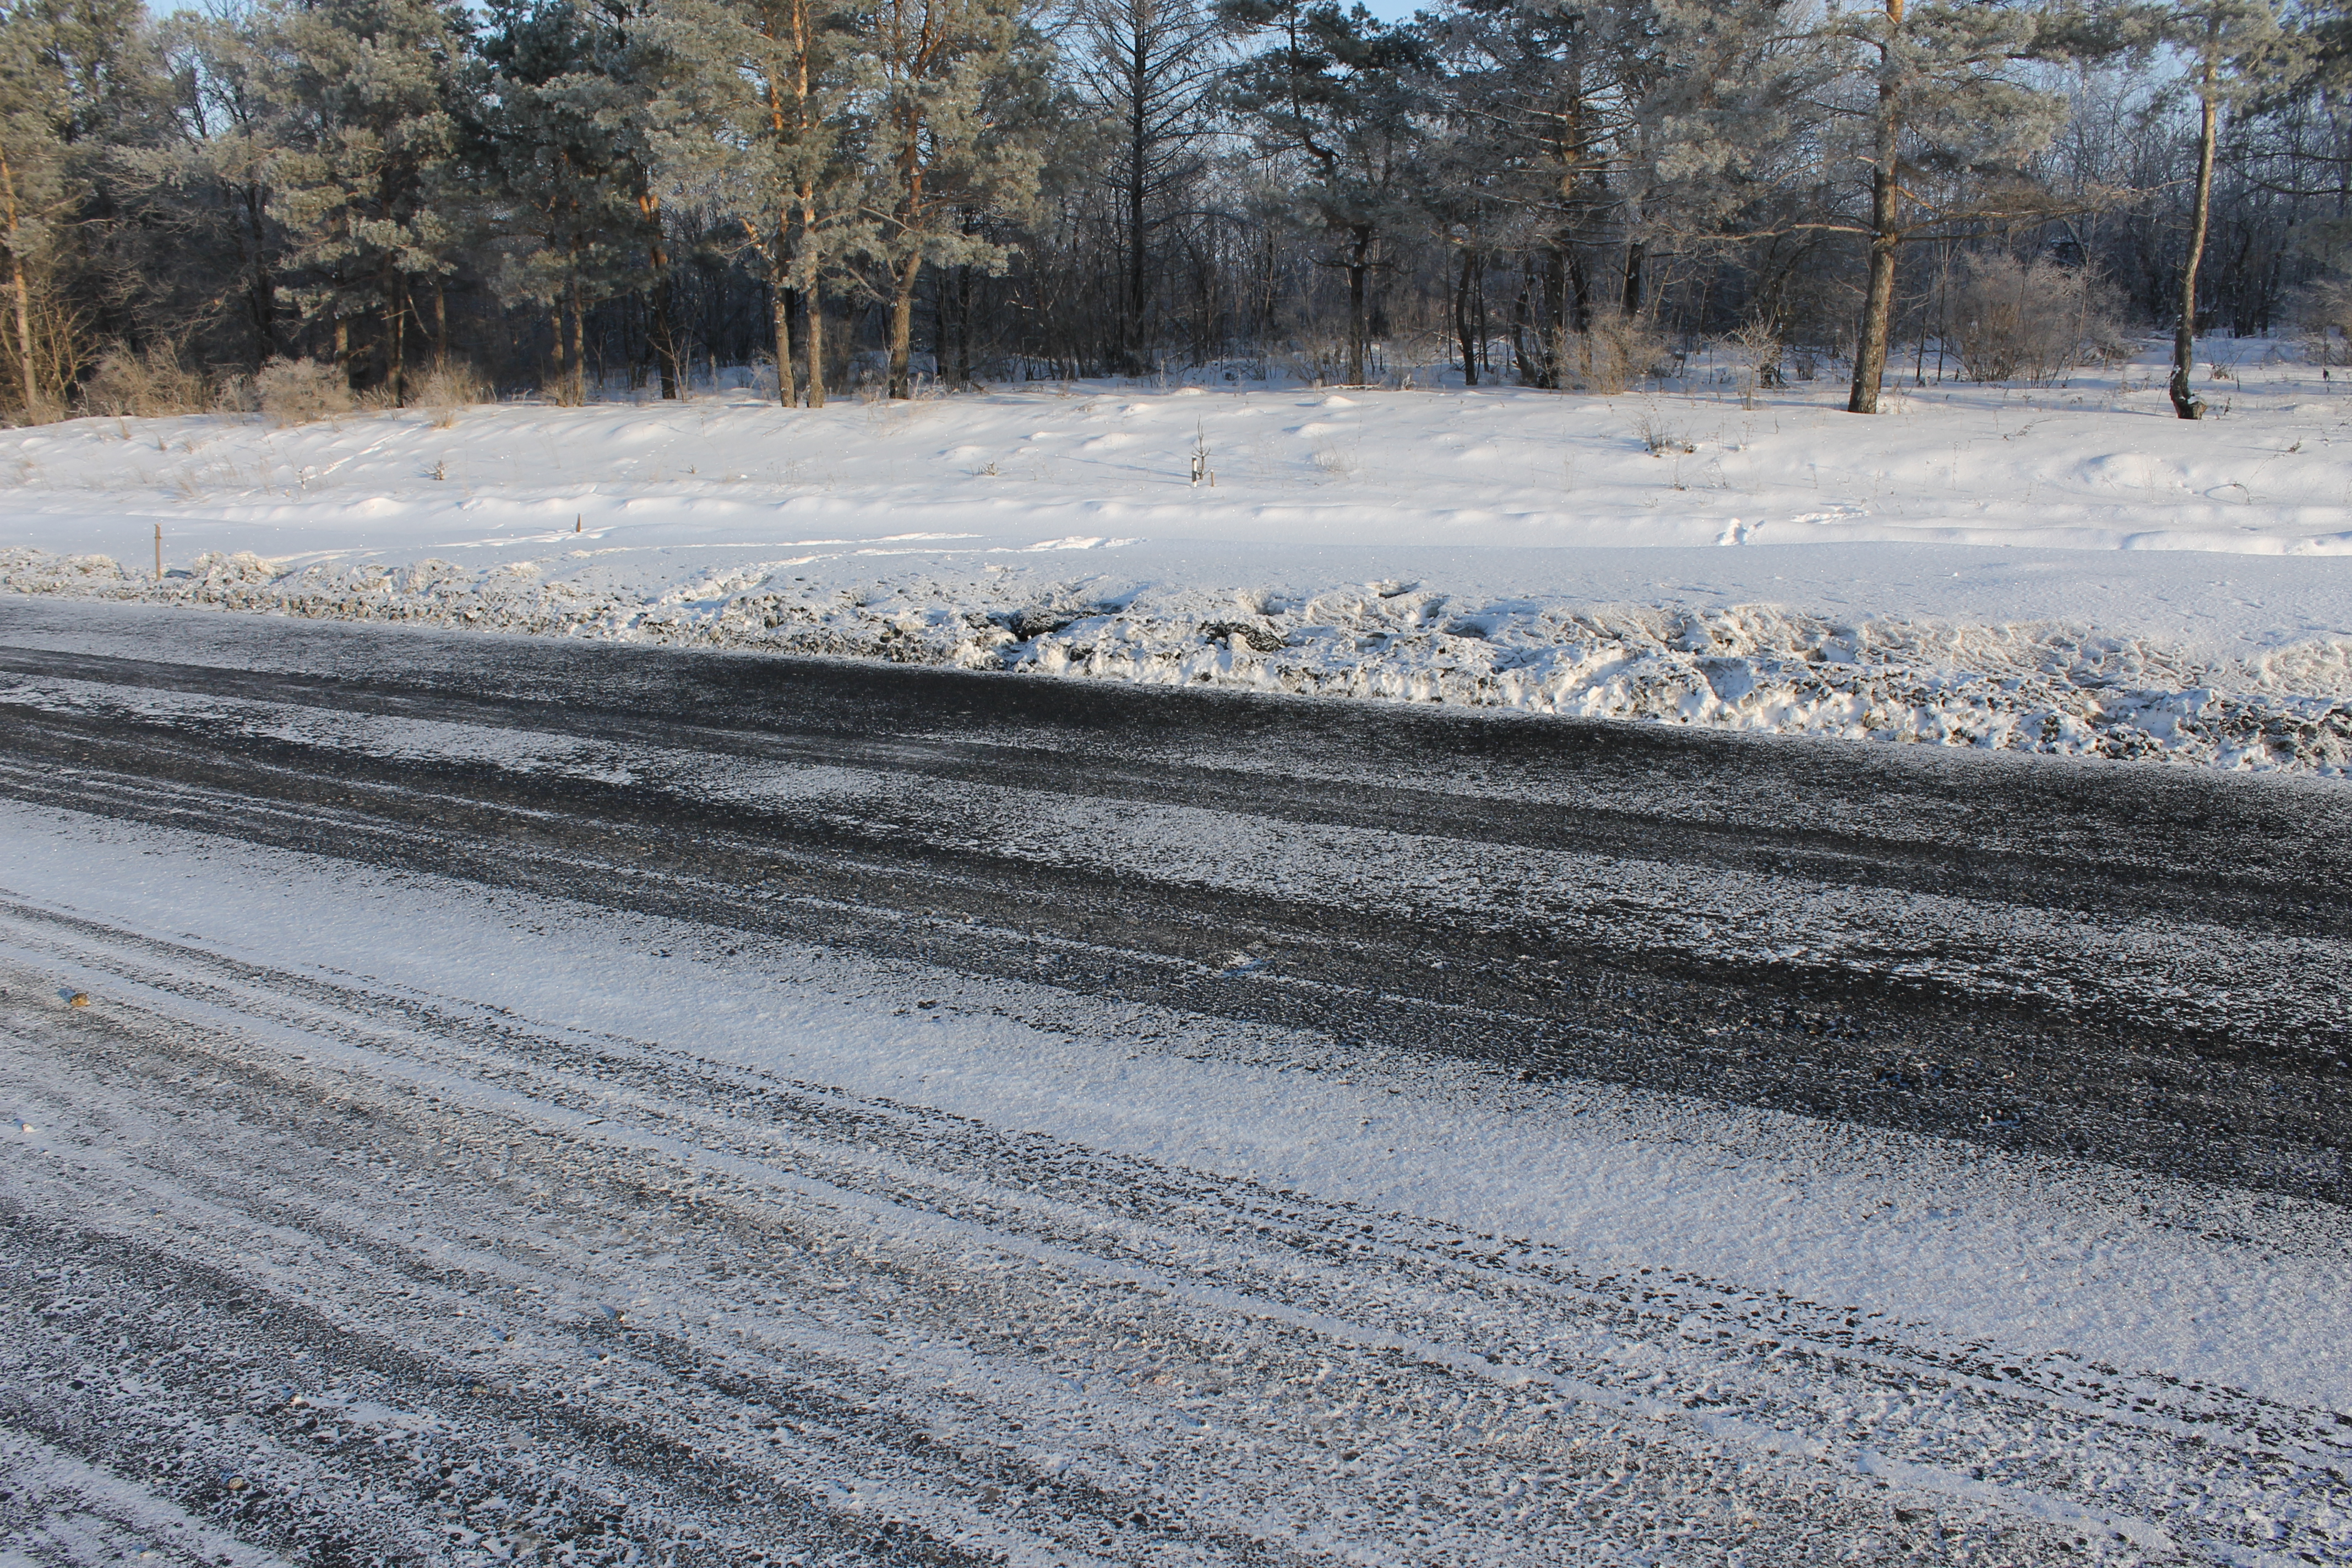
[[1, 598, 2346, 1567]]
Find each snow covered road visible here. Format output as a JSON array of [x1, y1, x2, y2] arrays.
[[1, 601, 2347, 1566]]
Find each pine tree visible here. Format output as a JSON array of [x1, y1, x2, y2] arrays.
[[1821, 0, 2087, 412], [150, 3, 295, 372], [478, 0, 698, 400], [583, 0, 693, 395], [0, 2, 75, 413], [475, 0, 652, 401], [862, 0, 1051, 398], [1619, 0, 1837, 293], [660, 0, 867, 404], [1217, 0, 1424, 388], [1422, 0, 1640, 386], [271, 0, 472, 400], [0, 0, 162, 413]]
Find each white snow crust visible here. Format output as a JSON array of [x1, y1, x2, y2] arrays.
[[4, 343, 2349, 774]]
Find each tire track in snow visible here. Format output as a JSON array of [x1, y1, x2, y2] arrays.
[[0, 605, 2346, 1565], [0, 655, 2344, 1202], [3, 896, 2345, 1565]]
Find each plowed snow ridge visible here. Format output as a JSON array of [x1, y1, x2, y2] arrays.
[[7, 545, 2348, 775]]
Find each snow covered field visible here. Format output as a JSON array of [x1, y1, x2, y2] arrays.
[[3, 344, 2350, 773]]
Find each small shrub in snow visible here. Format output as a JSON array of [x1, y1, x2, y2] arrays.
[[1570, 311, 1669, 395], [1280, 334, 1352, 387], [1950, 253, 2126, 385], [1722, 319, 1784, 408], [2292, 277, 2352, 366], [1634, 409, 1695, 455], [1311, 440, 1354, 476], [257, 357, 355, 426], [81, 344, 210, 418], [409, 362, 487, 427]]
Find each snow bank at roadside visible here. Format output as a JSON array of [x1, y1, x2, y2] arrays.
[[7, 352, 2351, 776], [9, 543, 2347, 776]]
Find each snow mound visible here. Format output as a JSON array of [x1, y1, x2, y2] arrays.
[[8, 545, 2346, 776]]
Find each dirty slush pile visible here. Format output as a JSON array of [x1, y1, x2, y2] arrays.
[[6, 546, 2348, 775]]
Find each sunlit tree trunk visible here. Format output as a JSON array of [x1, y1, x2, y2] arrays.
[[2170, 26, 2218, 421], [1339, 222, 1377, 385], [644, 191, 679, 400], [771, 229, 798, 406], [1847, 0, 1903, 415], [801, 242, 826, 407], [1, 149, 35, 415], [386, 269, 407, 403], [888, 248, 921, 398], [568, 273, 586, 404], [1453, 247, 1479, 388]]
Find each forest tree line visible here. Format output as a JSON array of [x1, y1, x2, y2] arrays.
[[2, 0, 2349, 421]]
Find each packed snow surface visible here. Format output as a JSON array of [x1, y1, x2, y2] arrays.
[[4, 344, 2349, 773], [4, 803, 2349, 1562]]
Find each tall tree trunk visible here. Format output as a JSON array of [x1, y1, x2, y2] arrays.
[[772, 271, 797, 407], [240, 179, 276, 372], [433, 280, 448, 369], [626, 291, 646, 391], [2, 144, 35, 412], [568, 273, 586, 406], [1847, 0, 1904, 415], [386, 271, 407, 405], [803, 277, 826, 409], [952, 264, 972, 388], [797, 185, 826, 409], [1540, 249, 1567, 387], [1454, 248, 1479, 388], [1126, 31, 1149, 373], [1346, 226, 1369, 386], [2170, 32, 2219, 421], [1620, 240, 1644, 318], [889, 251, 921, 399], [7, 252, 33, 415], [643, 190, 679, 400], [656, 279, 680, 398], [249, 266, 275, 372], [334, 317, 351, 390], [1475, 260, 1488, 378]]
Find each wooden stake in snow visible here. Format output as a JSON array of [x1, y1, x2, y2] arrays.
[[153, 523, 161, 581], [575, 514, 582, 533]]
